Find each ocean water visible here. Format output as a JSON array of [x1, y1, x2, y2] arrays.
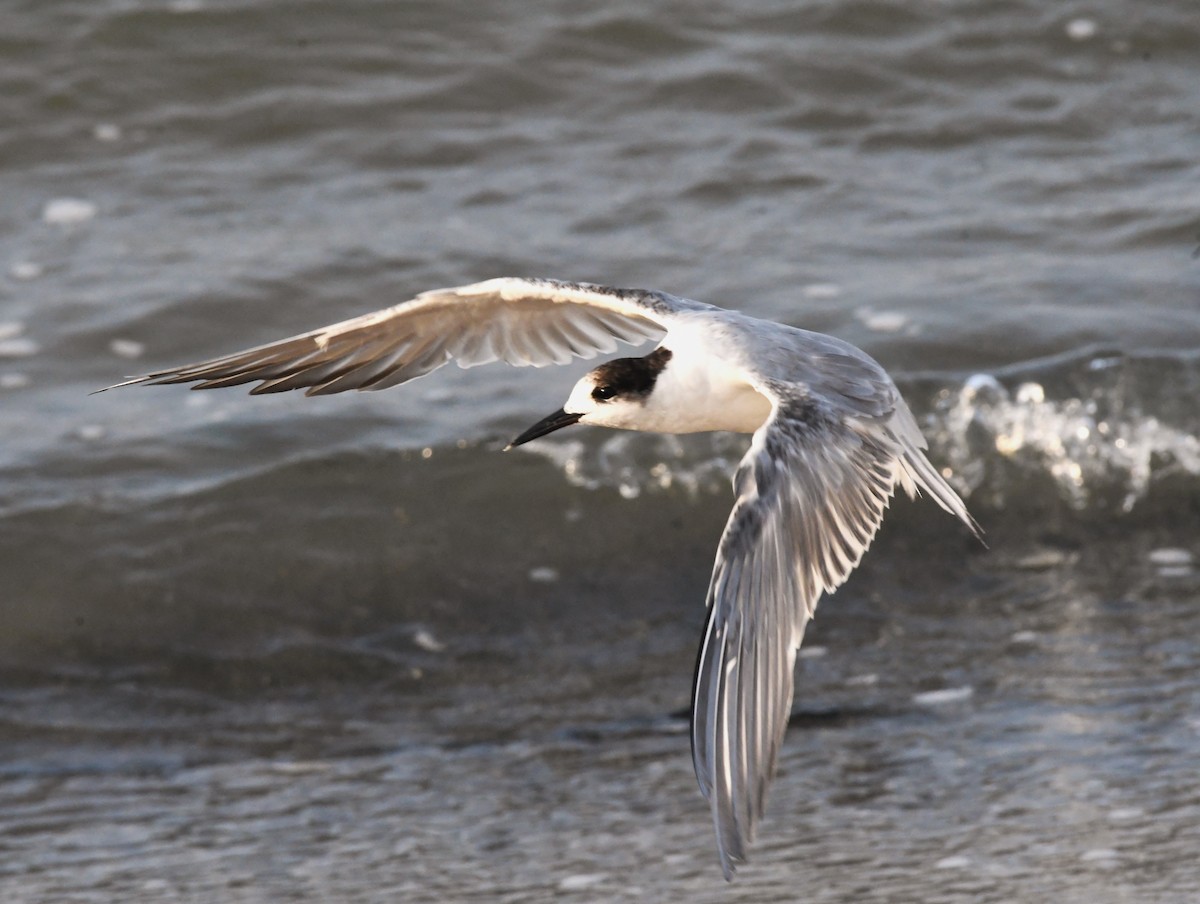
[[2, 1, 1200, 901]]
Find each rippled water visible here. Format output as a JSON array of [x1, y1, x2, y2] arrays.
[[3, 1, 1200, 901]]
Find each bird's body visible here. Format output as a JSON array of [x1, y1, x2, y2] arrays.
[[571, 314, 776, 435], [103, 277, 979, 878]]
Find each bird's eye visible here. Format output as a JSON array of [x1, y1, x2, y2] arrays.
[[592, 385, 616, 402]]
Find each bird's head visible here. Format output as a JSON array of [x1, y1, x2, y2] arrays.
[[506, 348, 673, 448]]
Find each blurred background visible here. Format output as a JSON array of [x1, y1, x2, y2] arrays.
[[2, 1, 1199, 901]]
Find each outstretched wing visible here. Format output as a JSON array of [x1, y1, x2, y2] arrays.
[[100, 277, 697, 396], [691, 379, 976, 879]]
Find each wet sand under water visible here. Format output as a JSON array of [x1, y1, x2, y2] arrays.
[[4, 463, 1200, 902]]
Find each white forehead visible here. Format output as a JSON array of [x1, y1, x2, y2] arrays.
[[564, 373, 600, 413]]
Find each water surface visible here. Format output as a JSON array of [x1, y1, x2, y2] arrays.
[[2, 1, 1199, 900]]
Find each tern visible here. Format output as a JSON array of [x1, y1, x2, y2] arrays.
[[104, 277, 979, 878]]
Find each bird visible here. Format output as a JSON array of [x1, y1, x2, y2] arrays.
[[102, 276, 980, 878]]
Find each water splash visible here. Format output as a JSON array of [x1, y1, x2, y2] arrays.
[[521, 350, 1200, 518], [519, 432, 746, 500], [927, 352, 1200, 512]]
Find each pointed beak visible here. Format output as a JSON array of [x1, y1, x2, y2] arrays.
[[505, 408, 583, 450]]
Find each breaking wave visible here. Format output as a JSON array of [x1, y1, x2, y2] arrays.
[[520, 347, 1200, 520]]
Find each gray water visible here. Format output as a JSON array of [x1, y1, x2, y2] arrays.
[[3, 1, 1200, 901]]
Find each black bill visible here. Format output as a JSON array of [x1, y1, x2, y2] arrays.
[[505, 408, 583, 450]]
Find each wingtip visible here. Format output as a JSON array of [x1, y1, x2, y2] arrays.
[[717, 847, 744, 882], [969, 516, 988, 548], [955, 505, 986, 546], [89, 376, 146, 395]]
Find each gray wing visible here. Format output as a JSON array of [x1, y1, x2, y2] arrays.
[[691, 376, 978, 879], [102, 277, 699, 395]]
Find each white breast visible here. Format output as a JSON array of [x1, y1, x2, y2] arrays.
[[640, 323, 774, 435]]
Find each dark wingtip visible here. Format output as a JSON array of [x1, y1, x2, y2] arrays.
[[964, 513, 987, 547], [90, 377, 146, 395]]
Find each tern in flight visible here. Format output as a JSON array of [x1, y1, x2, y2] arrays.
[[104, 277, 979, 878]]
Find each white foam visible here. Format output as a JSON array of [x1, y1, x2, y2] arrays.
[[558, 873, 608, 891], [1148, 548, 1192, 567], [518, 432, 744, 501], [1015, 382, 1045, 405], [855, 307, 909, 333], [798, 645, 827, 659], [0, 373, 30, 389], [528, 566, 559, 583], [0, 337, 39, 358], [846, 673, 878, 686], [110, 338, 146, 359], [412, 628, 445, 653], [42, 198, 98, 225], [1157, 566, 1193, 579], [268, 760, 332, 775], [934, 855, 972, 870], [1066, 18, 1098, 41], [913, 686, 974, 706], [0, 322, 23, 341], [9, 261, 43, 280], [932, 369, 1200, 512], [802, 282, 842, 299], [1107, 807, 1144, 822], [93, 123, 122, 142], [1014, 549, 1068, 570]]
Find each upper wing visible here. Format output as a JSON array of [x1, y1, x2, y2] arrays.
[[691, 380, 974, 879], [101, 277, 695, 396]]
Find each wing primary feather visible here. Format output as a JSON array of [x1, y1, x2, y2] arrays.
[[103, 277, 675, 395], [692, 387, 975, 879]]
